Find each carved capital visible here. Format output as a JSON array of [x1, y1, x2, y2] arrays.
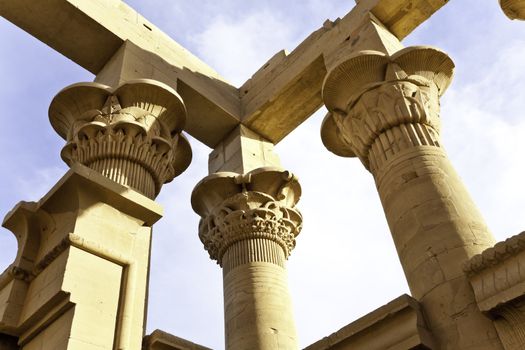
[[49, 79, 192, 198], [191, 167, 302, 266], [321, 46, 454, 171], [500, 0, 525, 20]]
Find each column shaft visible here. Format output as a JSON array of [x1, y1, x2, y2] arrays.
[[321, 47, 504, 349], [375, 145, 500, 348], [223, 246, 296, 349], [192, 169, 302, 350]]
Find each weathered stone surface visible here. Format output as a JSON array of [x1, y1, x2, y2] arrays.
[[466, 232, 525, 350], [49, 79, 192, 199], [0, 163, 163, 350], [192, 167, 301, 350], [143, 329, 211, 350], [304, 294, 436, 350], [209, 125, 281, 174], [6, 0, 525, 349], [0, 0, 450, 147], [321, 45, 503, 349]]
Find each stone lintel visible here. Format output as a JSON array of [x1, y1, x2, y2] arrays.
[[0, 0, 224, 79], [240, 0, 449, 144], [240, 13, 404, 144], [465, 231, 525, 313], [208, 125, 281, 174], [1, 0, 450, 148], [95, 41, 241, 148], [363, 0, 451, 39], [143, 329, 211, 350], [304, 294, 436, 350]]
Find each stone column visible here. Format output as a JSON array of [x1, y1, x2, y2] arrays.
[[192, 168, 302, 350], [499, 0, 525, 20], [0, 79, 191, 350], [50, 79, 191, 199], [321, 46, 503, 349]]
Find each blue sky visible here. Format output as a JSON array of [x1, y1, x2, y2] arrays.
[[1, 1, 525, 349]]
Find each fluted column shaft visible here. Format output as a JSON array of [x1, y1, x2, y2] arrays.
[[192, 169, 302, 350], [321, 47, 503, 349]]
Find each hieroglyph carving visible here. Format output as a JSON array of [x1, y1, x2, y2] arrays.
[[49, 80, 191, 198]]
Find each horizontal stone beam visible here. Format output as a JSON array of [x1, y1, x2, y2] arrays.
[[1, 0, 450, 147], [94, 41, 241, 147], [240, 0, 450, 143], [304, 294, 436, 350], [143, 329, 212, 350], [0, 0, 223, 78], [0, 0, 241, 147]]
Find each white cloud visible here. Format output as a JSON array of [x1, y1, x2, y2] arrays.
[[441, 40, 525, 241], [189, 10, 296, 86]]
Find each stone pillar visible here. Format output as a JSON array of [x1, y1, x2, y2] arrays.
[[191, 168, 301, 350], [0, 79, 191, 350], [499, 0, 525, 20], [321, 46, 503, 349]]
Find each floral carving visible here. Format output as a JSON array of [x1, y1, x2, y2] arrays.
[[49, 80, 191, 198], [198, 191, 301, 263], [191, 168, 302, 265], [321, 46, 454, 169], [333, 79, 441, 164]]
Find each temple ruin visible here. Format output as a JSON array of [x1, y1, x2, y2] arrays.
[[1, 0, 525, 349]]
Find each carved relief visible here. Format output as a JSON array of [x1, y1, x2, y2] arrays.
[[199, 191, 301, 264], [321, 46, 454, 171], [333, 79, 441, 169], [49, 80, 192, 198], [192, 168, 302, 267], [465, 232, 525, 350]]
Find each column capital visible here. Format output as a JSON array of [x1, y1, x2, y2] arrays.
[[49, 79, 192, 199], [321, 46, 454, 170], [191, 167, 302, 266], [500, 0, 525, 20]]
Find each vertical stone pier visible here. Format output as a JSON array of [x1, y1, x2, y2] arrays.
[[0, 79, 191, 349], [320, 46, 503, 349], [192, 168, 302, 350]]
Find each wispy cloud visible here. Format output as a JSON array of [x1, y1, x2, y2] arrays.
[[188, 9, 296, 86]]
